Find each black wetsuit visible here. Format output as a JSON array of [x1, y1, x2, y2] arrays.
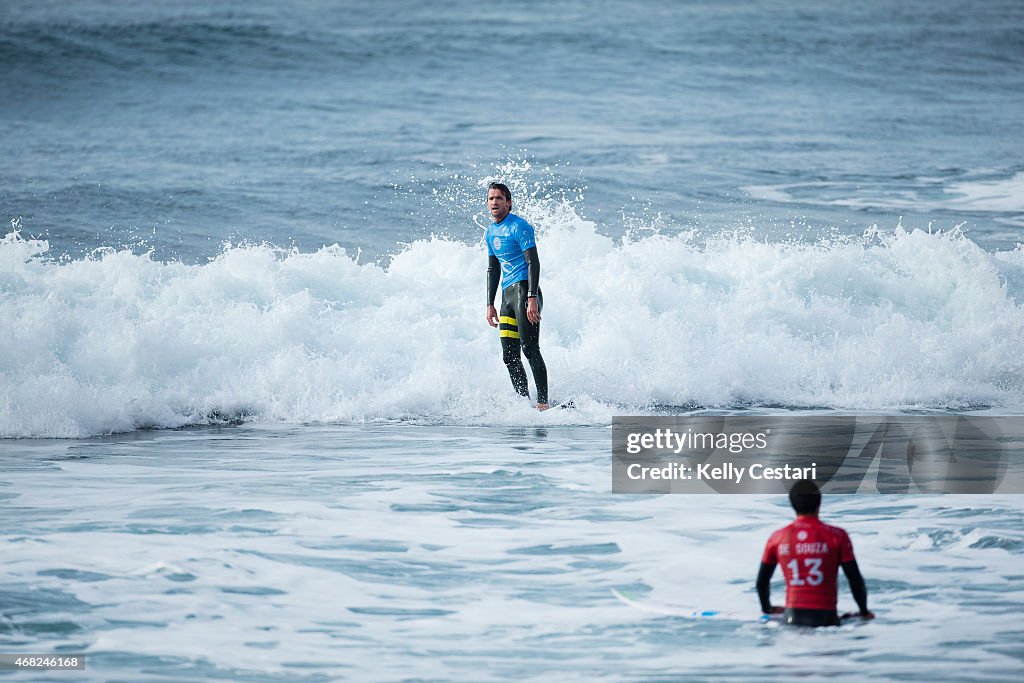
[[487, 247, 548, 404]]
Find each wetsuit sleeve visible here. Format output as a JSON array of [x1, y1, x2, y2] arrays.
[[756, 562, 776, 613], [523, 247, 540, 297], [841, 560, 869, 614], [486, 254, 500, 305], [761, 531, 779, 564]]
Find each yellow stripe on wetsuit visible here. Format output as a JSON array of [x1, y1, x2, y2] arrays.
[[499, 315, 520, 339]]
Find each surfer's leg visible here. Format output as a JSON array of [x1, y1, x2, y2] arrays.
[[499, 291, 530, 398], [513, 284, 548, 405]]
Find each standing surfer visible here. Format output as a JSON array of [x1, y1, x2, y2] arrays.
[[484, 182, 549, 410], [757, 479, 875, 626]]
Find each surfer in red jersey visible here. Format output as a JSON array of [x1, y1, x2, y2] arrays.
[[757, 479, 875, 626]]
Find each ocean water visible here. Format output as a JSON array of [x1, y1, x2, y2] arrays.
[[3, 428, 1024, 682], [2, 0, 1024, 680]]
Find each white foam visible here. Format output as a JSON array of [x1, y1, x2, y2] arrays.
[[945, 172, 1024, 213], [743, 171, 1024, 214], [2, 206, 1024, 437]]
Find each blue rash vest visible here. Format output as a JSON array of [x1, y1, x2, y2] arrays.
[[485, 213, 537, 289]]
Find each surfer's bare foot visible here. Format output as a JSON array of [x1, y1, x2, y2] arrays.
[[536, 403, 550, 411]]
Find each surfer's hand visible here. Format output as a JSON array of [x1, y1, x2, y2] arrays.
[[526, 297, 541, 324], [766, 606, 784, 615], [859, 610, 875, 620], [486, 305, 499, 328]]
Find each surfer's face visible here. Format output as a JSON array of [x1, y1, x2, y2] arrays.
[[487, 189, 511, 223]]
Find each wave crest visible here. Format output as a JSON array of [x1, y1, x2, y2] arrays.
[[2, 218, 1023, 437]]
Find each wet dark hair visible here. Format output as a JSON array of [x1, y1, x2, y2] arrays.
[[788, 479, 821, 515], [488, 182, 512, 202]]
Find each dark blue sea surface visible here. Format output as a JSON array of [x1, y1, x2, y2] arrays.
[[3, 0, 1023, 261]]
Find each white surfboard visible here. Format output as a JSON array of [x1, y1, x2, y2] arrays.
[[611, 588, 771, 621]]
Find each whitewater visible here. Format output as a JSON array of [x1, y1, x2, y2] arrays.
[[4, 207, 1023, 439]]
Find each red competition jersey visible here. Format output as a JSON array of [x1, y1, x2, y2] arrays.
[[761, 515, 856, 610]]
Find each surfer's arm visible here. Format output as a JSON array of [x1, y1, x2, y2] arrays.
[[523, 247, 541, 324], [841, 560, 874, 618], [487, 254, 500, 305], [523, 246, 540, 298], [756, 562, 780, 613], [486, 255, 500, 327]]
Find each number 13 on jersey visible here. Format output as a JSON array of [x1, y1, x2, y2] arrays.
[[786, 557, 824, 586]]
